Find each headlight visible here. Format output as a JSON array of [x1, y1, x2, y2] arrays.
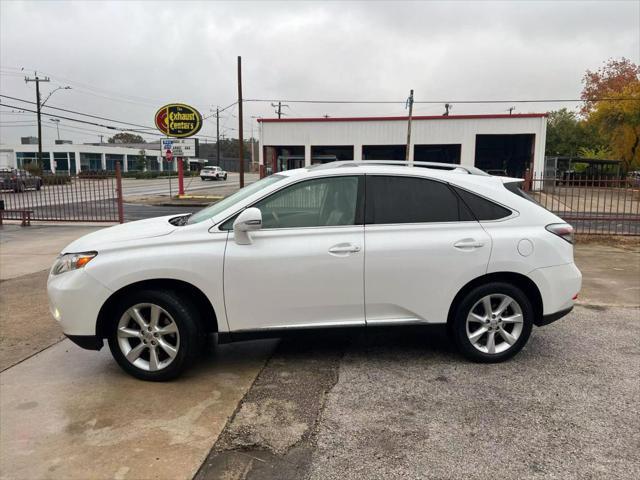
[[51, 252, 97, 276]]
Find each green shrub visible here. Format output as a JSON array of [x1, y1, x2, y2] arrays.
[[43, 175, 72, 185], [24, 164, 43, 177]]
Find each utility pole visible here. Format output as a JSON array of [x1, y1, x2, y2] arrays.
[[216, 107, 220, 164], [405, 89, 414, 164], [271, 101, 289, 119], [237, 56, 245, 188], [25, 73, 50, 168]]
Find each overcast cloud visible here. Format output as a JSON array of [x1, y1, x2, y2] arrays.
[[1, 0, 638, 144]]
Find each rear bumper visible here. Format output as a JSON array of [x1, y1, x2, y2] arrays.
[[528, 262, 582, 316], [535, 306, 574, 327]]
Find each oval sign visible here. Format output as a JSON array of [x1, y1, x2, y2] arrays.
[[154, 103, 202, 138]]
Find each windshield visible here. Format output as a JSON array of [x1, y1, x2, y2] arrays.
[[187, 174, 286, 225]]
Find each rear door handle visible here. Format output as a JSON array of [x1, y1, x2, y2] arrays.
[[454, 239, 485, 250], [328, 243, 361, 255]]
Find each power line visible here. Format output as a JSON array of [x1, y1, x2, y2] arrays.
[[244, 97, 638, 104], [0, 101, 161, 136], [0, 94, 157, 130], [0, 101, 221, 141]]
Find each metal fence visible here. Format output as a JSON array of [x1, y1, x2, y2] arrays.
[[525, 172, 640, 236], [1, 163, 124, 224]]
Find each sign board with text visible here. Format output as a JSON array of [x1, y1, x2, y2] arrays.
[[161, 138, 198, 158], [154, 103, 202, 138]]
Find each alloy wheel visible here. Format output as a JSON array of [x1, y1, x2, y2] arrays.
[[465, 294, 524, 354], [116, 303, 180, 371]]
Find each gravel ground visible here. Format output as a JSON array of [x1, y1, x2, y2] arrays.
[[308, 306, 640, 480]]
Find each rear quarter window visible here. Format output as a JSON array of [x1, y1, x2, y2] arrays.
[[453, 186, 512, 221]]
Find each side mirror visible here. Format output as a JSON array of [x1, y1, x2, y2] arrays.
[[233, 207, 262, 245]]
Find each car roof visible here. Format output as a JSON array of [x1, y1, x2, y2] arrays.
[[276, 161, 493, 183]]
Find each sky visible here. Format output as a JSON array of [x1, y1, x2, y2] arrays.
[[1, 0, 638, 145]]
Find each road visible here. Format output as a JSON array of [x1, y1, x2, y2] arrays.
[[0, 173, 258, 207]]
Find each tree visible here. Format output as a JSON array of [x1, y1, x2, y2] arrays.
[[588, 81, 640, 171], [545, 108, 603, 157], [107, 132, 145, 144], [581, 57, 640, 115], [136, 149, 148, 171]]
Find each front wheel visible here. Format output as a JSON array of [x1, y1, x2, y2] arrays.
[[451, 282, 533, 363], [107, 290, 203, 381]]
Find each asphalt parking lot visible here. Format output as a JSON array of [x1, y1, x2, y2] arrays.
[[1, 228, 638, 480]]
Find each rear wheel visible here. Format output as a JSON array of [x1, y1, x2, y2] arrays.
[[451, 282, 533, 363], [107, 290, 203, 381]]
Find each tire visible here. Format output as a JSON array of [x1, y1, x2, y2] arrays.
[[451, 282, 533, 363], [223, 174, 228, 180], [201, 177, 205, 181], [107, 289, 204, 381]]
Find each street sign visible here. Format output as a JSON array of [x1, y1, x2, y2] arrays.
[[161, 138, 198, 157], [154, 103, 202, 137]]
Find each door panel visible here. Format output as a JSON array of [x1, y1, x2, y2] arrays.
[[224, 227, 365, 331], [364, 222, 491, 325]]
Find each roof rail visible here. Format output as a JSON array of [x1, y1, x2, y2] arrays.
[[309, 160, 489, 176]]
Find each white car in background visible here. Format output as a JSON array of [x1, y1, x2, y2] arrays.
[[200, 166, 228, 181], [48, 161, 581, 381]]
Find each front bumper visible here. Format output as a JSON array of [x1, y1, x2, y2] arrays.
[[66, 334, 103, 350], [48, 269, 113, 337]]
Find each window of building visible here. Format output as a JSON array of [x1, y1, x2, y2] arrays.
[[162, 159, 174, 172], [253, 176, 362, 229], [414, 144, 461, 164], [362, 145, 406, 160], [311, 146, 354, 164], [105, 154, 124, 171], [53, 152, 69, 172], [453, 187, 512, 220], [264, 146, 305, 173], [475, 134, 534, 178], [80, 153, 102, 171], [365, 175, 474, 225], [16, 152, 37, 168]]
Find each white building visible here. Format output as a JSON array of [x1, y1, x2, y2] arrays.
[[0, 143, 177, 174], [258, 113, 547, 178]]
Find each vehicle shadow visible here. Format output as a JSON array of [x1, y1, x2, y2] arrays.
[[201, 325, 459, 366]]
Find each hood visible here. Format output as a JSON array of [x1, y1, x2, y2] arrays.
[[62, 215, 183, 253]]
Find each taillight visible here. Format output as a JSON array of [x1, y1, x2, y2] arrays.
[[546, 223, 574, 244]]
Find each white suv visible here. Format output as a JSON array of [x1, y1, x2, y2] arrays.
[[48, 162, 581, 381], [200, 166, 227, 181]]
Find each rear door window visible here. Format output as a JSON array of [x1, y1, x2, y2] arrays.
[[453, 187, 512, 220], [365, 175, 474, 224]]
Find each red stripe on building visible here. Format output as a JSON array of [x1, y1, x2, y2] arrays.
[[257, 113, 548, 123]]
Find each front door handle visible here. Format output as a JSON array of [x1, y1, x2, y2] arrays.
[[328, 243, 361, 255], [454, 239, 485, 250]]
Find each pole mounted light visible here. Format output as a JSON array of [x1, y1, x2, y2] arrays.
[[50, 118, 61, 140], [41, 86, 72, 107]]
